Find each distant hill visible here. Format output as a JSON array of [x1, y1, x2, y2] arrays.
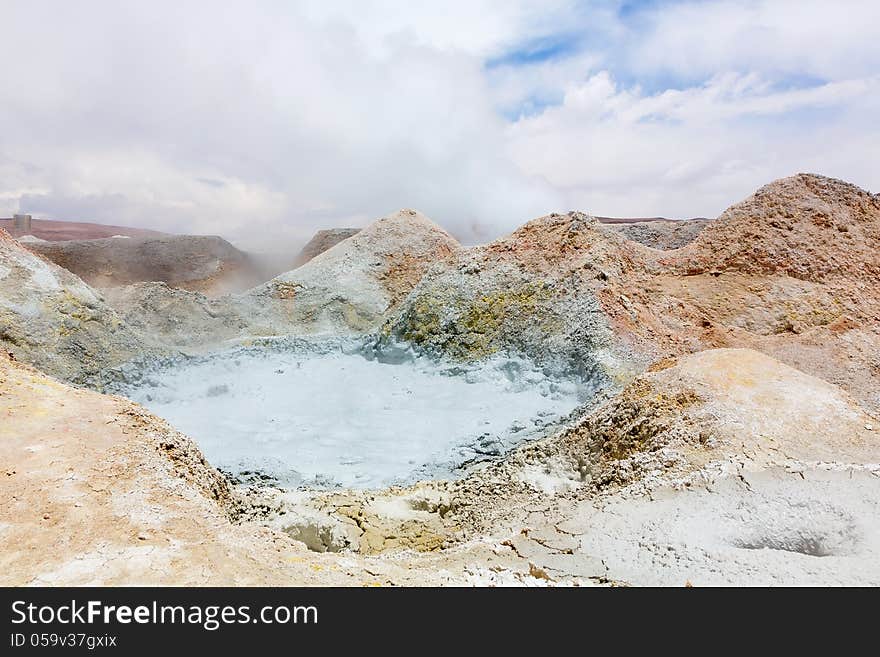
[[293, 228, 361, 268], [0, 217, 166, 241], [24, 234, 259, 295]]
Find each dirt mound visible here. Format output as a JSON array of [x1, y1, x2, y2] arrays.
[[451, 348, 876, 516], [25, 235, 261, 295], [293, 228, 361, 268], [0, 229, 149, 383], [605, 218, 710, 250], [241, 209, 460, 335], [551, 348, 878, 487], [620, 174, 880, 410], [669, 173, 880, 281], [387, 211, 651, 378], [538, 349, 880, 585], [0, 217, 165, 241]]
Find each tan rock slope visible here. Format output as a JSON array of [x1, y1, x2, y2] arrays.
[[545, 348, 878, 488], [643, 174, 880, 411], [669, 174, 879, 281]]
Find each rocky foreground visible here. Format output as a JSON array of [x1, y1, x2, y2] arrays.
[[1, 173, 878, 585]]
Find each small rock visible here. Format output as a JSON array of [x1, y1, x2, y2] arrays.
[[866, 424, 874, 431], [528, 563, 554, 582], [42, 513, 50, 520]]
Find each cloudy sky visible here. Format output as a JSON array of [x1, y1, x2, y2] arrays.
[[1, 1, 878, 248]]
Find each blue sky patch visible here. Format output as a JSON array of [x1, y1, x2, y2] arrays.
[[485, 33, 583, 69], [498, 92, 567, 121]]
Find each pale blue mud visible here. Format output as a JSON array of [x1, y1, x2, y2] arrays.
[[114, 339, 593, 489]]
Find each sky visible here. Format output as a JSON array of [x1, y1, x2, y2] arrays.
[[0, 0, 878, 249]]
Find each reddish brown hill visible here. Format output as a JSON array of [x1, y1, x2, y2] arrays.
[[390, 175, 880, 412], [0, 217, 166, 241], [667, 174, 880, 282]]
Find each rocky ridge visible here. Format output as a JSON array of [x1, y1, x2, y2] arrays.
[[2, 173, 879, 586], [390, 174, 880, 412]]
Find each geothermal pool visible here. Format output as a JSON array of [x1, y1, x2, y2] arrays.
[[116, 340, 587, 489]]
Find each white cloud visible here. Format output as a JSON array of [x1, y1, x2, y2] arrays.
[[0, 2, 567, 247], [627, 0, 880, 81], [297, 0, 585, 56], [0, 1, 877, 250], [508, 70, 879, 217]]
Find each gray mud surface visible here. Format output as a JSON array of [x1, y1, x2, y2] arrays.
[[113, 339, 592, 489]]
